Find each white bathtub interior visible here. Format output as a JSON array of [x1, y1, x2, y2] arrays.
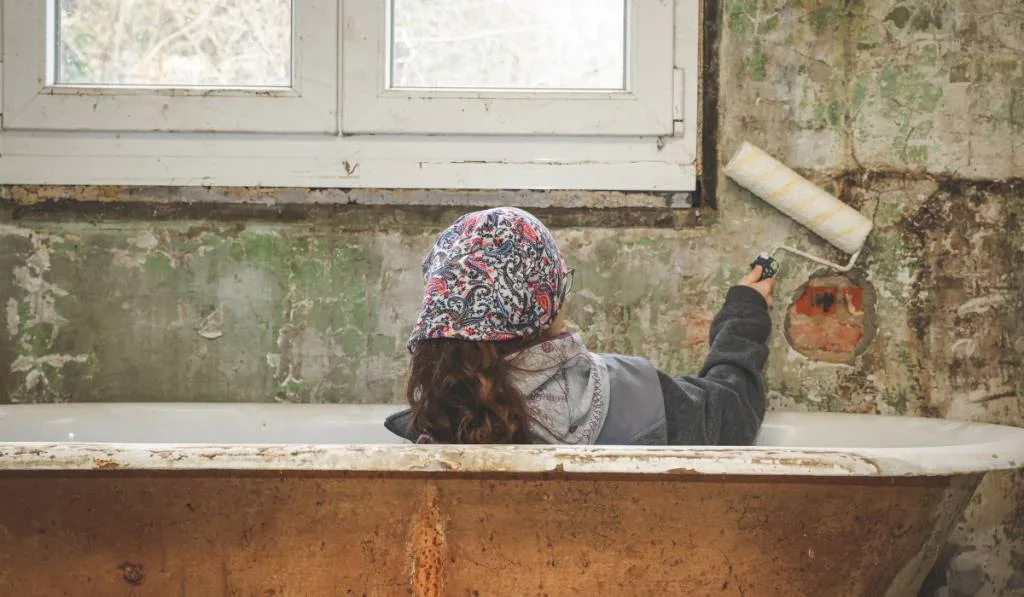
[[0, 403, 1021, 450]]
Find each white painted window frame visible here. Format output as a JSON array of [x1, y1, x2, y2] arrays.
[[0, 1, 700, 192], [2, 0, 338, 133]]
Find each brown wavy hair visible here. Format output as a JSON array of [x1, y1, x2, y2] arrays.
[[406, 338, 541, 444]]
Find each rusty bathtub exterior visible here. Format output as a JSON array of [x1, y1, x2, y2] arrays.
[[0, 404, 1021, 597]]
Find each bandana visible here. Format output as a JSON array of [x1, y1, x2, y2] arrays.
[[409, 207, 568, 350]]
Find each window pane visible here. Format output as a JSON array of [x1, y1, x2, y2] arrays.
[[390, 0, 626, 90], [55, 0, 292, 87]]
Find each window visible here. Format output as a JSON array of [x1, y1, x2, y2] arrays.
[[3, 0, 336, 132], [0, 0, 700, 191], [56, 0, 292, 87], [342, 0, 674, 135], [391, 1, 626, 90]]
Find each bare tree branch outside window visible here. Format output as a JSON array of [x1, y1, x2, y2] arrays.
[[56, 0, 626, 90], [391, 0, 626, 90], [56, 0, 292, 87]]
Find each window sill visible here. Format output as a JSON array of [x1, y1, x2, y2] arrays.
[[0, 131, 697, 192]]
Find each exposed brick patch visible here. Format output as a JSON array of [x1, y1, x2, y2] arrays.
[[785, 274, 876, 364]]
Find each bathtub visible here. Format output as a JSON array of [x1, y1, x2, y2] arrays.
[[0, 404, 1021, 597]]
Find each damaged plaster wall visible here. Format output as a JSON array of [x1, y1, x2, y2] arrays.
[[0, 0, 1022, 595], [718, 1, 1024, 596]]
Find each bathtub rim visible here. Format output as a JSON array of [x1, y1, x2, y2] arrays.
[[0, 405, 1022, 477], [0, 440, 1021, 477]]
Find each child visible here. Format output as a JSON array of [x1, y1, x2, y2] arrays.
[[384, 207, 774, 445]]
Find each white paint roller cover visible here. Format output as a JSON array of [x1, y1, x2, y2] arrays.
[[724, 142, 872, 255]]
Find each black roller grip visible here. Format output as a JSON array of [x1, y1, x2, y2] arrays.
[[750, 252, 778, 281]]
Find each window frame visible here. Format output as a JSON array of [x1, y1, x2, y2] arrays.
[[0, 0, 701, 193], [1, 0, 338, 133], [341, 0, 676, 136]]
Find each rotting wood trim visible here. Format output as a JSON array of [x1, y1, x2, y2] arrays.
[[699, 0, 723, 209]]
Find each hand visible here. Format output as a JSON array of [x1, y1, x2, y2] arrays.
[[739, 266, 775, 308]]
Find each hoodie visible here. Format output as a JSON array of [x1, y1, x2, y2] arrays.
[[385, 285, 771, 446]]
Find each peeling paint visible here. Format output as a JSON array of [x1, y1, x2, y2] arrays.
[[10, 354, 90, 394], [3, 405, 1024, 478], [127, 231, 159, 251], [0, 224, 33, 239], [5, 299, 18, 338], [956, 294, 1007, 318], [2, 226, 88, 400], [10, 354, 90, 372]]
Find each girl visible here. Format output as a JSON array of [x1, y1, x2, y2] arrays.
[[385, 207, 774, 445]]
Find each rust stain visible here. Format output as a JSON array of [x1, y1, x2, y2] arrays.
[[667, 467, 701, 474], [408, 484, 447, 597], [0, 472, 975, 596], [93, 459, 121, 470], [553, 448, 879, 475], [116, 562, 144, 586]]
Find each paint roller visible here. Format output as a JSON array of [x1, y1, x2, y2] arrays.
[[724, 142, 873, 280]]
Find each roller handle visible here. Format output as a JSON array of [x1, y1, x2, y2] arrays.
[[750, 252, 779, 281]]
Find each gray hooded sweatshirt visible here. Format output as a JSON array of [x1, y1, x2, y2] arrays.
[[385, 285, 770, 446]]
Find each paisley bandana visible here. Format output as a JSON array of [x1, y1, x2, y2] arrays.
[[409, 207, 568, 350]]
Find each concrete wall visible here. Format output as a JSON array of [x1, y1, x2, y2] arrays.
[[1, 1, 1022, 595]]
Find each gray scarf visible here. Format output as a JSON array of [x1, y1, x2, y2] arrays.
[[508, 333, 610, 445]]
